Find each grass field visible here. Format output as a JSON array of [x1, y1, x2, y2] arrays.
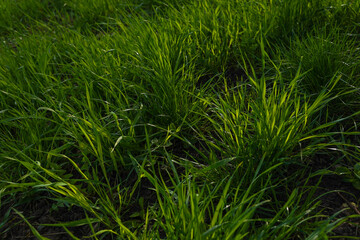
[[1, 0, 360, 239]]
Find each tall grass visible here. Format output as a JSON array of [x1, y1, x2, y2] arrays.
[[1, 0, 360, 239]]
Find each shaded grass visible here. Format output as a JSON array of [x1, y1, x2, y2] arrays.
[[1, 0, 360, 239]]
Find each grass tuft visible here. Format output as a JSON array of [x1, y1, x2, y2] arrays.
[[1, 0, 359, 239]]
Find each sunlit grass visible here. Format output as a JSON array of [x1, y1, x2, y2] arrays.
[[1, 0, 360, 239]]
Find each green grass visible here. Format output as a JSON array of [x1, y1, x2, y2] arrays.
[[1, 0, 360, 239]]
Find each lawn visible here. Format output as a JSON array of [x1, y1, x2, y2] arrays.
[[0, 0, 359, 239]]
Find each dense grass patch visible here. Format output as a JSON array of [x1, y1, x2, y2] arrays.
[[1, 0, 360, 239]]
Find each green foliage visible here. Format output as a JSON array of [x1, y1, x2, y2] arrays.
[[1, 0, 359, 239], [335, 163, 360, 190]]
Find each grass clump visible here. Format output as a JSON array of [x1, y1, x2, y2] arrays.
[[1, 0, 360, 239]]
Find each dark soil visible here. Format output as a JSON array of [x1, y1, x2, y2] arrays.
[[313, 174, 360, 238], [0, 197, 91, 240], [307, 157, 360, 239]]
